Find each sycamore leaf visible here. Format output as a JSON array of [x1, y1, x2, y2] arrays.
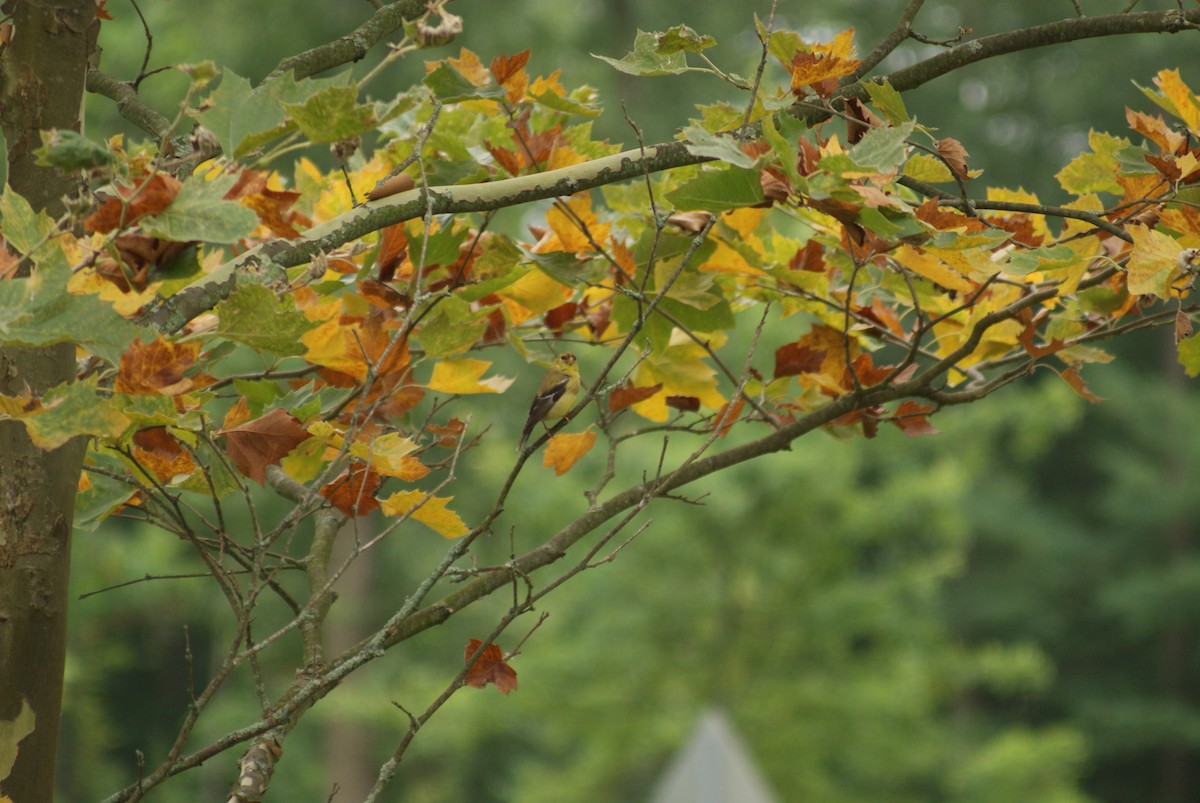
[[379, 490, 469, 538], [1055, 131, 1126, 195], [863, 79, 909, 126], [349, 433, 429, 481], [1126, 224, 1182, 298], [0, 376, 131, 450], [681, 124, 756, 168], [543, 430, 596, 475], [215, 284, 314, 356], [221, 408, 309, 485], [593, 30, 689, 76], [283, 84, 378, 144], [463, 639, 518, 694], [656, 25, 716, 54], [320, 463, 381, 517], [426, 358, 514, 395], [1178, 332, 1200, 377], [608, 382, 663, 412], [140, 172, 258, 244], [665, 166, 765, 211], [115, 337, 203, 396]]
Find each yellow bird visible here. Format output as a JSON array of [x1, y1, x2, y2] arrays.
[[517, 352, 581, 452]]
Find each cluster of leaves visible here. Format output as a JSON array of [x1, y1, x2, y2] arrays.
[[4, 7, 1200, 796]]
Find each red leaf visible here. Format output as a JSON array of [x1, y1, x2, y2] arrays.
[[544, 302, 579, 334], [464, 638, 518, 695], [774, 342, 826, 378], [665, 395, 701, 412]]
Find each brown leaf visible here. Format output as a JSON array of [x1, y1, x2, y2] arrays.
[[222, 409, 310, 485], [464, 639, 518, 695], [845, 98, 883, 145], [608, 382, 663, 413], [789, 240, 827, 273], [666, 211, 713, 233], [427, 418, 466, 448], [935, 138, 971, 182], [319, 463, 382, 517], [116, 337, 202, 395], [366, 173, 416, 203], [759, 171, 790, 204], [774, 342, 826, 378], [1176, 308, 1194, 344], [665, 395, 701, 412]]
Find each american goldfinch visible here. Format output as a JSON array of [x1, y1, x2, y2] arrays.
[[517, 352, 581, 452]]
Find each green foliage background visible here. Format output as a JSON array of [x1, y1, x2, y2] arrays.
[[63, 2, 1200, 802]]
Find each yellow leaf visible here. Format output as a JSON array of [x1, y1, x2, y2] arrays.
[[892, 244, 975, 293], [426, 358, 515, 395], [1127, 223, 1183, 298], [631, 341, 726, 422], [379, 490, 469, 538], [350, 432, 429, 481], [534, 194, 611, 254], [301, 306, 368, 378], [789, 28, 861, 91], [543, 429, 596, 475], [499, 268, 571, 321], [986, 187, 1050, 241], [1153, 69, 1200, 134]]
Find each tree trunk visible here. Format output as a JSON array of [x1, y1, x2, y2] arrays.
[[0, 1, 96, 801]]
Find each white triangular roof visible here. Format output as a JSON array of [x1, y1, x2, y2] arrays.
[[648, 709, 779, 803]]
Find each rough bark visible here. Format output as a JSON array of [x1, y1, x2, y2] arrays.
[[0, 1, 96, 801]]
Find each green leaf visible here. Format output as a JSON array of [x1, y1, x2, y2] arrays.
[[1178, 332, 1200, 377], [0, 185, 57, 257], [655, 25, 717, 55], [75, 452, 139, 531], [762, 114, 803, 188], [214, 284, 315, 356], [681, 124, 756, 168], [0, 260, 141, 365], [410, 225, 470, 268], [593, 30, 690, 76], [756, 14, 806, 65], [416, 298, 489, 357], [12, 376, 132, 450], [140, 172, 258, 244], [283, 84, 377, 143], [35, 129, 113, 171], [1055, 131, 1126, 195], [863, 79, 909, 126], [423, 62, 505, 102], [665, 166, 764, 211], [848, 119, 915, 173], [527, 250, 607, 286]]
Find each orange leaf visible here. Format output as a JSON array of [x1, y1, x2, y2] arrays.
[[711, 399, 744, 438], [464, 639, 518, 695], [116, 337, 202, 395], [543, 430, 597, 475], [85, 174, 181, 233], [130, 427, 198, 482], [890, 400, 940, 437], [320, 463, 382, 517], [608, 382, 663, 413], [221, 408, 310, 485], [427, 418, 467, 448], [1059, 367, 1105, 403]]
